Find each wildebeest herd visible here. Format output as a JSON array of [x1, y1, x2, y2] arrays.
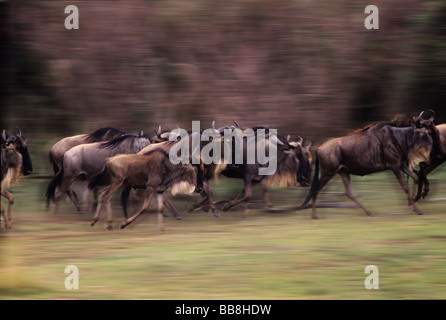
[[1, 110, 445, 232]]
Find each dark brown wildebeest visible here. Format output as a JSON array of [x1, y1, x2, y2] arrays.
[[1, 129, 33, 229], [90, 148, 203, 232], [45, 133, 151, 213], [186, 124, 312, 215], [219, 128, 312, 214], [300, 120, 441, 219]]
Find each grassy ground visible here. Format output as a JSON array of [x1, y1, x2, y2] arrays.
[[1, 161, 446, 299]]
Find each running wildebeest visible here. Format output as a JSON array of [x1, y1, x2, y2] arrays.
[[218, 128, 312, 214], [1, 129, 33, 229], [45, 133, 151, 213], [300, 118, 441, 219], [49, 127, 125, 174], [187, 124, 312, 215], [90, 148, 203, 232], [47, 127, 125, 209], [111, 131, 212, 218]]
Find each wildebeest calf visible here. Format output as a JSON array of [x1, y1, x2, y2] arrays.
[[91, 148, 202, 232]]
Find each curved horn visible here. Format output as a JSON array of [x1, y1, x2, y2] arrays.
[[6, 135, 16, 143], [418, 110, 425, 120], [269, 134, 285, 146], [297, 136, 303, 145], [2, 130, 5, 141], [428, 109, 436, 122], [140, 130, 144, 137], [212, 121, 215, 130], [287, 135, 290, 142], [233, 121, 239, 128], [16, 127, 22, 137]]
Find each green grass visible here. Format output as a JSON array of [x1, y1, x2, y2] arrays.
[[1, 166, 446, 299]]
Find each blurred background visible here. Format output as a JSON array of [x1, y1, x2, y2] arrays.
[[2, 0, 446, 142], [2, 0, 446, 300]]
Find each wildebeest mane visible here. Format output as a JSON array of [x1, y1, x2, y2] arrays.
[[85, 127, 125, 143], [351, 114, 416, 136], [142, 147, 170, 158], [100, 134, 139, 149]]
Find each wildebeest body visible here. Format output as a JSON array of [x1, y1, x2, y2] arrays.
[[46, 134, 151, 213], [301, 124, 434, 219], [91, 149, 199, 231]]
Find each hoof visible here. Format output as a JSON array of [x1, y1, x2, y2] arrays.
[[90, 220, 98, 227], [417, 211, 424, 215], [213, 213, 220, 218], [120, 223, 127, 230], [106, 224, 113, 231], [175, 216, 183, 220]]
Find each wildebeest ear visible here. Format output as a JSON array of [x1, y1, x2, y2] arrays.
[[305, 137, 313, 150], [2, 130, 6, 140], [16, 127, 22, 137]]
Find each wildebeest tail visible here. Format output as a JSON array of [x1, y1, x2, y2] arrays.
[[88, 166, 109, 190], [300, 152, 319, 208], [49, 152, 59, 174], [45, 158, 65, 205]]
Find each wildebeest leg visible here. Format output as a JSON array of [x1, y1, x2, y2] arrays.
[[188, 194, 208, 212], [1, 198, 11, 229], [413, 164, 431, 202], [2, 189, 15, 227], [120, 191, 154, 229], [91, 180, 124, 228], [392, 168, 423, 215], [156, 192, 165, 233], [188, 181, 220, 217], [163, 198, 182, 220], [261, 181, 274, 208], [54, 178, 81, 213], [81, 181, 89, 206], [311, 173, 335, 219], [222, 178, 253, 215], [338, 171, 372, 216]]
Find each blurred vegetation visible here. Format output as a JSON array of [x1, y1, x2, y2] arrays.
[[2, 0, 446, 141]]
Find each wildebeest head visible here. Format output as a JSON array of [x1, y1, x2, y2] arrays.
[[413, 109, 445, 159], [3, 129, 33, 176], [170, 162, 202, 195], [406, 126, 435, 170], [269, 135, 312, 187], [289, 138, 312, 187]]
